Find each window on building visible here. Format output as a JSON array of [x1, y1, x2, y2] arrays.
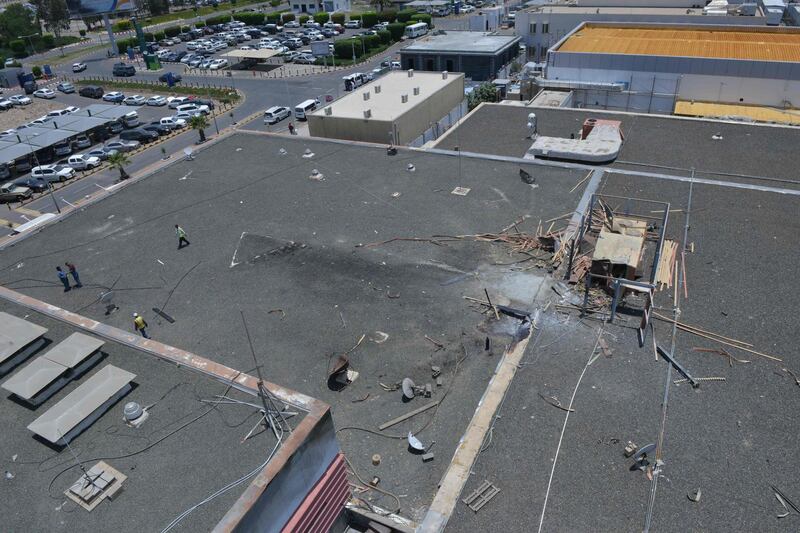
[[530, 23, 536, 34], [542, 23, 549, 34]]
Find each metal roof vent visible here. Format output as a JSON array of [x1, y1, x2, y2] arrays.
[[401, 94, 408, 103], [123, 401, 148, 427], [408, 69, 414, 77], [324, 106, 332, 115], [442, 71, 448, 79], [413, 87, 420, 96], [363, 91, 370, 101], [374, 85, 381, 94], [364, 109, 371, 119]]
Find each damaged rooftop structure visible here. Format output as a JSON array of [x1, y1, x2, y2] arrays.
[[0, 100, 798, 533]]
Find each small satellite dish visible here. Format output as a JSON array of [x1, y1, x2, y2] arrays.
[[302, 148, 314, 158], [407, 163, 415, 172], [279, 148, 287, 155], [183, 147, 194, 160], [401, 378, 416, 399], [408, 432, 425, 452]]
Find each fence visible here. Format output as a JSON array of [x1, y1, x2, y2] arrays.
[[409, 100, 468, 147]]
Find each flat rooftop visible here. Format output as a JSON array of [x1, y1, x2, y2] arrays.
[[528, 6, 708, 15], [402, 31, 520, 55], [1, 124, 799, 531], [311, 71, 464, 121], [0, 131, 587, 527], [433, 103, 800, 188], [556, 24, 800, 62], [0, 299, 292, 532]]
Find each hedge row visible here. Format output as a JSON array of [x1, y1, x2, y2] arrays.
[[234, 12, 265, 25]]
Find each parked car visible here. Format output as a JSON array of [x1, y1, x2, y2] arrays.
[[13, 177, 50, 192], [107, 121, 124, 134], [105, 140, 140, 152], [53, 141, 72, 157], [72, 62, 87, 72], [344, 20, 361, 29], [112, 62, 136, 76], [66, 154, 101, 170], [264, 106, 290, 124], [146, 95, 167, 106], [63, 106, 80, 114], [85, 148, 116, 161], [0, 184, 32, 203], [103, 91, 125, 103], [9, 95, 32, 106], [175, 103, 210, 115], [23, 80, 38, 94], [56, 82, 75, 93], [29, 116, 53, 126], [32, 164, 76, 182], [71, 135, 92, 149], [192, 98, 215, 110], [0, 99, 13, 111], [294, 54, 315, 64], [123, 94, 146, 106], [284, 20, 300, 28], [4, 58, 19, 68], [168, 96, 192, 109], [158, 72, 182, 83], [142, 123, 169, 136], [159, 117, 187, 130], [79, 85, 104, 99]]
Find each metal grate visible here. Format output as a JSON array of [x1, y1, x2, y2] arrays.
[[462, 480, 500, 512]]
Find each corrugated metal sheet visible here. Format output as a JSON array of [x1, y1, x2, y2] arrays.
[[558, 25, 800, 62], [280, 453, 349, 533]]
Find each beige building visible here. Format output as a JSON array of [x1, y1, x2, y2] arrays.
[[307, 70, 465, 145]]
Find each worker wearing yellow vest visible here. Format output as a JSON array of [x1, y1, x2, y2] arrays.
[[133, 313, 150, 339]]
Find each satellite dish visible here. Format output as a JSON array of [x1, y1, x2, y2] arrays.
[[279, 148, 287, 155], [408, 432, 425, 452], [407, 163, 415, 172], [401, 378, 416, 399]]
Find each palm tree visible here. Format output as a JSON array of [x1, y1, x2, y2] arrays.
[[189, 114, 210, 143], [107, 151, 131, 181]]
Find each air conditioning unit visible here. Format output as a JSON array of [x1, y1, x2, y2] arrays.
[[363, 92, 370, 101], [375, 85, 381, 93], [324, 107, 332, 115], [364, 109, 371, 118], [401, 94, 408, 103], [408, 69, 414, 77], [413, 87, 420, 96], [442, 71, 448, 79]]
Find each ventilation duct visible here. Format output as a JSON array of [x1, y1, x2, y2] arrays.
[[363, 109, 371, 118], [363, 92, 370, 101], [413, 87, 420, 96], [324, 107, 332, 115], [401, 94, 408, 103]]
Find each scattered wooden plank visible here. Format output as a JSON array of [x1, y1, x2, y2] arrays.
[[378, 401, 440, 431]]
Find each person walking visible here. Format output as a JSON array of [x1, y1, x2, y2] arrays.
[[288, 122, 295, 135], [64, 261, 82, 288], [133, 313, 150, 339], [175, 224, 190, 249], [56, 266, 71, 292]]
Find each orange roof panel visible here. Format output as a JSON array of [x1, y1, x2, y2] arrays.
[[557, 25, 800, 62]]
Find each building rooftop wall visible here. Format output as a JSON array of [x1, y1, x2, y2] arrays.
[[555, 23, 800, 62], [309, 70, 464, 121], [402, 31, 520, 54]]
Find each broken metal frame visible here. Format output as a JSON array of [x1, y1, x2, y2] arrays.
[[568, 194, 669, 326]]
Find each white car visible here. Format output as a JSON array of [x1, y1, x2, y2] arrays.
[[123, 94, 146, 105], [64, 105, 80, 114], [344, 20, 361, 29], [33, 88, 56, 99], [159, 117, 187, 129], [284, 21, 300, 28], [9, 95, 32, 105], [66, 154, 101, 171], [239, 45, 255, 50], [209, 58, 228, 70], [167, 96, 191, 108], [29, 116, 53, 126], [461, 4, 475, 12], [72, 62, 87, 72], [175, 103, 209, 115], [32, 164, 76, 182], [264, 106, 290, 124], [147, 95, 167, 106], [103, 91, 125, 102]]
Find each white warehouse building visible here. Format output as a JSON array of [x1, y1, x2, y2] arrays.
[[542, 22, 800, 116]]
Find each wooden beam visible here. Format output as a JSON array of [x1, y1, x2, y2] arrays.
[[378, 401, 440, 431]]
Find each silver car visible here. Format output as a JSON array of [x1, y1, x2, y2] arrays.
[[104, 140, 140, 153]]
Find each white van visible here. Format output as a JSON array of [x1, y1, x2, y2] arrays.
[[405, 22, 428, 39], [122, 111, 140, 128], [294, 99, 320, 120]]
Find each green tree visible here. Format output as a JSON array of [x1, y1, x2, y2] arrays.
[[331, 12, 345, 24], [32, 0, 70, 39], [108, 151, 131, 181], [361, 11, 378, 27], [377, 9, 396, 22], [386, 22, 404, 41], [377, 29, 391, 44], [189, 114, 209, 143], [299, 14, 310, 24], [396, 9, 415, 22], [146, 0, 169, 16], [313, 12, 329, 24], [467, 82, 497, 110], [281, 12, 295, 22], [0, 4, 39, 44], [410, 13, 432, 27]]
